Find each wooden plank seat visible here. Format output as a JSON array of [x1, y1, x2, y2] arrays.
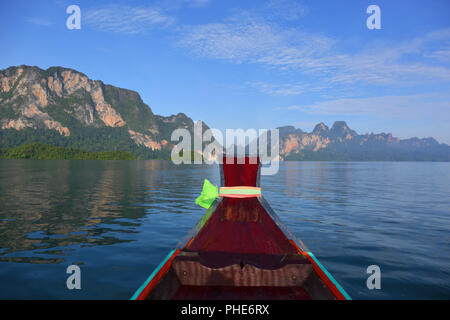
[[175, 250, 311, 270], [146, 250, 319, 300], [172, 259, 313, 287]]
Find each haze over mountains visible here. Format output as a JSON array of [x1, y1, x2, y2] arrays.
[[1, 65, 449, 161]]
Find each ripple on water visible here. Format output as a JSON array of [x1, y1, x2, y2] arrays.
[[0, 160, 449, 299]]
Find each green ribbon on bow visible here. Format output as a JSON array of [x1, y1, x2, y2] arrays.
[[195, 179, 219, 209]]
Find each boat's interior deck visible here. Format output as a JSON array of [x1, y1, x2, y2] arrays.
[[188, 197, 299, 255], [146, 197, 335, 300]]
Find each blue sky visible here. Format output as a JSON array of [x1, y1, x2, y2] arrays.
[[1, 0, 449, 143]]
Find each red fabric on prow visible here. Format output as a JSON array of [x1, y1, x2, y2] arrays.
[[222, 156, 259, 187]]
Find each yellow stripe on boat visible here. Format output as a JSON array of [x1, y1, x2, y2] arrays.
[[219, 186, 261, 198]]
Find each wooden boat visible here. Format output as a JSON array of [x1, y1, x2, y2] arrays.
[[131, 156, 351, 300]]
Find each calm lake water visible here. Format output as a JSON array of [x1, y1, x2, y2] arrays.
[[0, 160, 449, 299]]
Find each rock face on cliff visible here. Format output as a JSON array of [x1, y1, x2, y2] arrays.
[[0, 65, 210, 158], [278, 122, 450, 161]]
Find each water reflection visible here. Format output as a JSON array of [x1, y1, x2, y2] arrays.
[[0, 161, 139, 263], [0, 160, 220, 264]]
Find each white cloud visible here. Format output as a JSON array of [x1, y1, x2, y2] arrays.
[[177, 8, 450, 88], [26, 17, 53, 27], [279, 94, 450, 120], [85, 5, 174, 35], [150, 0, 212, 11], [321, 29, 450, 85], [246, 81, 331, 96], [246, 81, 306, 96], [177, 14, 333, 65], [186, 0, 212, 7], [264, 0, 307, 21], [425, 46, 450, 63]]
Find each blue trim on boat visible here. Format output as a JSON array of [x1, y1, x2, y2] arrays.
[[307, 252, 352, 300], [130, 249, 177, 300]]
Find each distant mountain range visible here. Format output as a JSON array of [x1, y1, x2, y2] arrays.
[[277, 122, 450, 161], [1, 65, 449, 161]]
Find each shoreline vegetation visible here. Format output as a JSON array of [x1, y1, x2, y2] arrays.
[[0, 143, 136, 160], [0, 142, 449, 162], [0, 143, 201, 161]]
